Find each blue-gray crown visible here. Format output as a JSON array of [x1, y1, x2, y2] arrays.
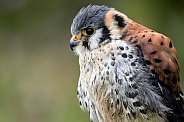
[[71, 5, 113, 34]]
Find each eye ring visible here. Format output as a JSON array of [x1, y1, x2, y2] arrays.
[[81, 27, 95, 36]]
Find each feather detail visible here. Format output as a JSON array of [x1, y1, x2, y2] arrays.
[[124, 21, 182, 97]]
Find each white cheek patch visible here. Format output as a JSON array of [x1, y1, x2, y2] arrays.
[[74, 43, 87, 56], [88, 29, 103, 50]]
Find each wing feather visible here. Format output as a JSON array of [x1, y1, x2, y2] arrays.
[[124, 21, 182, 96]]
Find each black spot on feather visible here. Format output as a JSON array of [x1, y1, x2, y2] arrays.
[[160, 42, 164, 45], [133, 101, 142, 107], [145, 60, 152, 65], [148, 38, 152, 42], [154, 58, 162, 63], [163, 69, 171, 74], [121, 53, 127, 58], [114, 14, 126, 28], [119, 46, 124, 50], [172, 78, 177, 84], [169, 41, 173, 48], [151, 69, 156, 74], [99, 26, 111, 43], [125, 91, 138, 99], [150, 51, 157, 54]]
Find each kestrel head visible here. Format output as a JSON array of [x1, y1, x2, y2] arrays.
[[70, 5, 129, 55]]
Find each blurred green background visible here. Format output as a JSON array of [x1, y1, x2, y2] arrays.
[[0, 0, 183, 122]]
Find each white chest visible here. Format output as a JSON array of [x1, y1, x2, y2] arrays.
[[77, 40, 168, 122]]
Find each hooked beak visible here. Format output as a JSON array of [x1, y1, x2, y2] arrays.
[[70, 38, 78, 51], [70, 35, 85, 50]]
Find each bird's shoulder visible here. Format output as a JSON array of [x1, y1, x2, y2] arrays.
[[124, 21, 182, 97]]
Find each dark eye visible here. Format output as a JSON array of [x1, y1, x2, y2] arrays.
[[82, 27, 95, 36]]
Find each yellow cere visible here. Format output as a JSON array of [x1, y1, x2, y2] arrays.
[[73, 35, 79, 41]]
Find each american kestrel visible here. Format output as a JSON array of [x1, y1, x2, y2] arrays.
[[70, 5, 184, 122]]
